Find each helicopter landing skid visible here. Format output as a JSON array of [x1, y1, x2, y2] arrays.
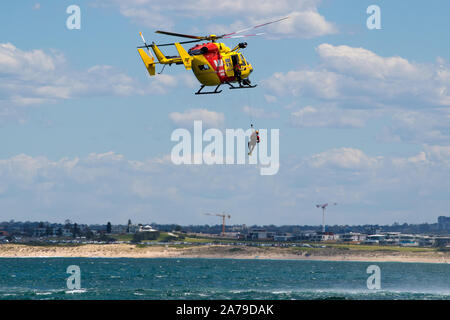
[[226, 82, 257, 90], [195, 85, 222, 95]]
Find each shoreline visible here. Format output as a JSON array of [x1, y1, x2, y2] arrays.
[[0, 244, 448, 264], [1, 257, 449, 265]]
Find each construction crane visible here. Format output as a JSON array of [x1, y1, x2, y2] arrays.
[[315, 203, 337, 233], [205, 212, 231, 236]]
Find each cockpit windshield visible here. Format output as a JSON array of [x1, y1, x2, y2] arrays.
[[239, 53, 247, 65]]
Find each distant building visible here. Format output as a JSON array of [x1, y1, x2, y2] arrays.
[[61, 228, 73, 237], [363, 234, 386, 244], [399, 234, 419, 246], [111, 225, 127, 234], [139, 225, 158, 233], [127, 224, 140, 234], [33, 227, 58, 238], [222, 232, 241, 239], [230, 225, 247, 232], [415, 235, 435, 247], [434, 236, 450, 247], [274, 233, 296, 241], [365, 227, 383, 235], [297, 231, 317, 241], [0, 231, 10, 237], [438, 216, 450, 231], [247, 229, 275, 240], [340, 232, 366, 243], [33, 227, 47, 238], [311, 232, 338, 242], [89, 229, 100, 236]]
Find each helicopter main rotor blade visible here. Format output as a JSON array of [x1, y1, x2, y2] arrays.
[[155, 30, 206, 40], [137, 39, 202, 48], [150, 16, 289, 45], [219, 16, 289, 38], [223, 33, 265, 39], [157, 39, 203, 47]]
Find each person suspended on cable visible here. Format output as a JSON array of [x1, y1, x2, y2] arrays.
[[248, 124, 260, 156]]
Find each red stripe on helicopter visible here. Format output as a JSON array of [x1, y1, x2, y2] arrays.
[[205, 44, 238, 83], [191, 43, 236, 83]]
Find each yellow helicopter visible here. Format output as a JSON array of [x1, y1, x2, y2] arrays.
[[137, 17, 288, 95]]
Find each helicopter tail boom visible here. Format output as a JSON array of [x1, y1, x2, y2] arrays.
[[137, 48, 156, 76]]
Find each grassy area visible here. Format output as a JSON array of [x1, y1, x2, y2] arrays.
[[156, 232, 178, 242], [177, 236, 438, 253], [182, 237, 212, 243], [181, 235, 237, 244], [113, 232, 208, 243], [113, 234, 134, 241], [145, 234, 440, 253], [324, 243, 436, 252]]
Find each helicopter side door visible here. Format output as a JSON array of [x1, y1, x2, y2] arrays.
[[224, 55, 234, 78], [230, 54, 242, 79]]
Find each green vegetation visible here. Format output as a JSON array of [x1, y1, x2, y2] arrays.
[[131, 231, 160, 243], [325, 243, 436, 253], [113, 234, 134, 241], [111, 231, 188, 244], [289, 246, 320, 253], [157, 233, 179, 242], [128, 232, 440, 253], [182, 236, 213, 243]]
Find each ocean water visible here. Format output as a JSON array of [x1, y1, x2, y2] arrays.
[[0, 258, 448, 300]]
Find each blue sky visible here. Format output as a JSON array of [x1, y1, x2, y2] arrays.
[[1, 0, 450, 226]]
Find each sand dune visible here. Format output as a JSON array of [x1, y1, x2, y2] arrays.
[[0, 244, 448, 263]]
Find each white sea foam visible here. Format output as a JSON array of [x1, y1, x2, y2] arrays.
[[65, 289, 87, 294]]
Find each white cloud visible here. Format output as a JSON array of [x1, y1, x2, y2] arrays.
[[265, 10, 337, 38], [264, 43, 450, 108], [423, 145, 450, 166], [265, 69, 342, 100], [264, 94, 277, 103], [0, 43, 180, 122], [263, 43, 450, 143], [307, 148, 382, 170], [391, 152, 428, 167], [0, 43, 57, 77], [2, 147, 450, 224], [96, 0, 337, 38], [378, 109, 450, 144], [169, 108, 225, 128], [118, 6, 172, 29], [316, 44, 423, 80], [242, 105, 279, 119], [290, 105, 372, 128]]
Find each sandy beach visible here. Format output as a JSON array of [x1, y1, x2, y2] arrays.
[[0, 244, 448, 263]]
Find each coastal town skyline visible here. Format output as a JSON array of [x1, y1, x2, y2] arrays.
[[2, 215, 449, 234]]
